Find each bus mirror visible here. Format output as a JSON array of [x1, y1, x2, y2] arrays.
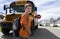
[[35, 7, 37, 11], [3, 5, 8, 10], [3, 5, 6, 10]]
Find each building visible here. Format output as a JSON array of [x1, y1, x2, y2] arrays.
[[39, 17, 60, 27], [55, 17, 60, 26], [39, 20, 50, 26]]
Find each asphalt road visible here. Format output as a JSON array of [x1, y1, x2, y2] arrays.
[[0, 26, 60, 39]]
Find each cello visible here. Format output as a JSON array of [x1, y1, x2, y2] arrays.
[[19, 13, 32, 38]]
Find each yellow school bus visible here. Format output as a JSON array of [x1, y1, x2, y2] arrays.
[[1, 0, 40, 36]]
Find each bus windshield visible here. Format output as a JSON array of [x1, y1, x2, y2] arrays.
[[11, 5, 25, 13], [11, 5, 35, 13]]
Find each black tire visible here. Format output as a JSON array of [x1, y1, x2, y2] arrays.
[[31, 19, 35, 34], [35, 25, 38, 29], [31, 19, 38, 31], [2, 28, 10, 35]]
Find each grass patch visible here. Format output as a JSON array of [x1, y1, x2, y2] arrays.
[[0, 26, 1, 32]]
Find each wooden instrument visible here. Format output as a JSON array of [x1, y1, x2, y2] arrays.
[[19, 13, 32, 38]]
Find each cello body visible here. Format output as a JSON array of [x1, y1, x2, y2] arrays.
[[19, 13, 32, 38]]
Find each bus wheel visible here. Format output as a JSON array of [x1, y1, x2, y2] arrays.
[[35, 25, 38, 29], [2, 28, 10, 35]]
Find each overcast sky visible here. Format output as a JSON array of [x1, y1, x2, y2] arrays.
[[0, 0, 60, 20]]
